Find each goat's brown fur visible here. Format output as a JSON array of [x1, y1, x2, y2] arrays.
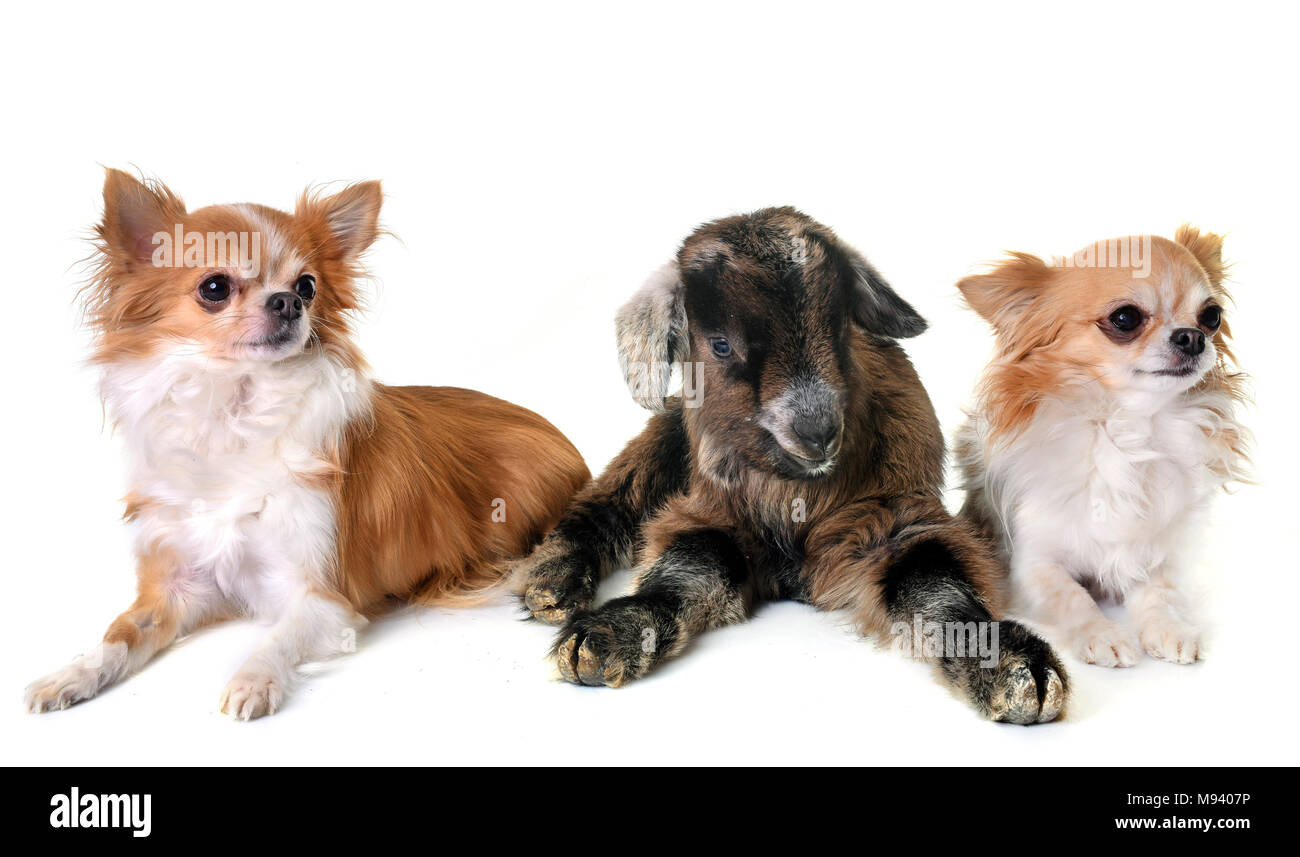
[[515, 207, 1067, 723]]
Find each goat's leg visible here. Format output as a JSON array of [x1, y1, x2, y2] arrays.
[[808, 498, 1068, 724], [552, 529, 753, 686], [512, 410, 691, 624]]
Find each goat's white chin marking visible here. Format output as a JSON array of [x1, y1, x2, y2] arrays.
[[802, 458, 836, 477], [773, 441, 837, 478]]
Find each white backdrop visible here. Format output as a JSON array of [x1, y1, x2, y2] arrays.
[[2, 0, 1296, 765]]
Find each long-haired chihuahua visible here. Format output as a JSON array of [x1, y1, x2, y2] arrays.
[[956, 227, 1248, 668], [24, 170, 589, 718]]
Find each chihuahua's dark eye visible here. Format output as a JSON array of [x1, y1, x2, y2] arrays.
[[198, 274, 231, 303], [1108, 305, 1144, 333], [1199, 304, 1222, 331], [710, 338, 732, 358], [294, 274, 316, 302]]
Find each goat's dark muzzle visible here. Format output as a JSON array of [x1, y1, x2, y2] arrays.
[[791, 411, 842, 461], [761, 378, 844, 476]]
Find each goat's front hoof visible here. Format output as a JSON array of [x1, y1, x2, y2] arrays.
[[511, 539, 596, 625], [524, 581, 584, 626], [556, 624, 626, 687], [956, 620, 1069, 725], [553, 603, 660, 687], [990, 657, 1066, 724]]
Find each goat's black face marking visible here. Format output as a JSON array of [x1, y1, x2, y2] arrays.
[[519, 206, 1066, 722], [678, 218, 854, 481]]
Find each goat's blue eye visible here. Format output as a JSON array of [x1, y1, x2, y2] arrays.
[[711, 338, 731, 358]]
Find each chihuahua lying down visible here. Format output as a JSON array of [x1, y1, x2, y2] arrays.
[[25, 171, 589, 718]]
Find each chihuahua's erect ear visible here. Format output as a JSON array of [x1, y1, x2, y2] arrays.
[[297, 181, 383, 261], [957, 252, 1055, 332], [615, 261, 688, 411], [99, 168, 186, 267], [842, 245, 927, 339], [1175, 224, 1227, 288]]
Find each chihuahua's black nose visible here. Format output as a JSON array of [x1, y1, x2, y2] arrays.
[[1171, 327, 1205, 357], [267, 291, 303, 322], [792, 412, 841, 460]]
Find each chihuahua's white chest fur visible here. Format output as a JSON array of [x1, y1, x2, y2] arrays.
[[101, 342, 369, 617], [961, 383, 1243, 667], [979, 389, 1235, 596]]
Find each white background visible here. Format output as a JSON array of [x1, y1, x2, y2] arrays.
[[2, 1, 1297, 766]]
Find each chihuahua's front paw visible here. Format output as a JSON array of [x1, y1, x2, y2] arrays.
[[1139, 617, 1201, 664], [219, 671, 283, 721], [24, 643, 127, 713], [25, 666, 104, 713], [1075, 620, 1138, 667], [512, 538, 597, 626]]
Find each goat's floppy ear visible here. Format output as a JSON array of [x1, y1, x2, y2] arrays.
[[297, 181, 383, 261], [99, 168, 186, 266], [843, 246, 927, 339], [615, 260, 687, 411], [957, 252, 1054, 332], [1175, 224, 1227, 288]]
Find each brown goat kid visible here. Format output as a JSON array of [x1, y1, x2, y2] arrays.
[[512, 207, 1069, 723]]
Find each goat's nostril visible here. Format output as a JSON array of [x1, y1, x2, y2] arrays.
[[1170, 327, 1205, 357], [791, 414, 840, 459]]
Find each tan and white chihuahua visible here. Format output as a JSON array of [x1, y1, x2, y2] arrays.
[[24, 170, 588, 718], [956, 227, 1248, 668]]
